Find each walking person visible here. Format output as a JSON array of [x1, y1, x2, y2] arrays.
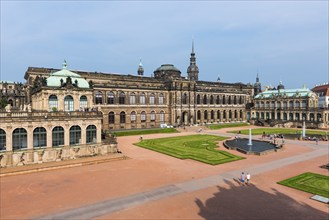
[[240, 172, 245, 185], [246, 173, 251, 185]]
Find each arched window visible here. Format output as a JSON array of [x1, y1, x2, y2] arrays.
[[289, 101, 293, 108], [33, 127, 47, 148], [211, 110, 214, 120], [107, 92, 115, 104], [295, 113, 300, 121], [223, 110, 227, 119], [216, 96, 220, 104], [217, 110, 221, 120], [140, 93, 145, 104], [210, 95, 214, 104], [233, 96, 237, 104], [260, 102, 264, 108], [197, 110, 201, 120], [108, 112, 115, 124], [276, 101, 281, 108], [182, 93, 188, 105], [239, 96, 243, 104], [234, 110, 238, 119], [159, 93, 164, 105], [203, 95, 207, 104], [266, 101, 270, 108], [283, 101, 287, 108], [150, 111, 156, 121], [149, 93, 155, 105], [295, 101, 300, 108], [52, 126, 64, 147], [160, 111, 165, 122], [49, 95, 58, 111], [197, 94, 201, 104], [228, 96, 232, 104], [222, 95, 226, 104], [131, 111, 136, 122], [120, 111, 126, 123], [64, 95, 74, 111], [289, 113, 293, 120], [204, 110, 208, 120], [80, 96, 88, 109], [130, 93, 136, 104], [119, 92, 125, 104], [0, 129, 6, 151], [141, 111, 146, 122], [240, 110, 243, 119], [86, 125, 97, 144], [13, 128, 27, 150], [70, 125, 81, 145], [95, 91, 103, 104], [229, 110, 232, 119], [302, 100, 307, 108], [271, 101, 275, 108]]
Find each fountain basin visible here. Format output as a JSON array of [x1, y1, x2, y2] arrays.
[[224, 138, 279, 155]]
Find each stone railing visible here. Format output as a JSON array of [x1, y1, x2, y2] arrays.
[[0, 142, 118, 168]]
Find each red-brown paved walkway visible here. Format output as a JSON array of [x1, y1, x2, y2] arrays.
[[1, 126, 328, 219]]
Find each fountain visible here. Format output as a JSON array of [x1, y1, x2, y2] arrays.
[[248, 128, 252, 146], [302, 120, 306, 138], [224, 128, 279, 155]]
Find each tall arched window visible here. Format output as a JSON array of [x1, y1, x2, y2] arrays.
[[52, 126, 64, 147], [289, 101, 294, 108], [302, 100, 307, 108], [228, 96, 232, 104], [141, 111, 146, 122], [159, 93, 164, 105], [222, 95, 226, 104], [276, 101, 281, 108], [108, 112, 115, 124], [210, 95, 214, 104], [107, 92, 115, 104], [80, 96, 88, 109], [0, 129, 6, 151], [120, 111, 126, 123], [130, 93, 136, 104], [240, 110, 243, 119], [49, 95, 58, 111], [216, 95, 220, 104], [233, 96, 237, 104], [119, 92, 125, 104], [203, 95, 207, 104], [196, 94, 201, 104], [211, 110, 214, 120], [197, 110, 201, 120], [149, 93, 155, 105], [70, 125, 81, 145], [182, 93, 188, 104], [295, 101, 300, 108], [95, 91, 103, 104], [283, 101, 287, 108], [160, 111, 165, 122], [33, 127, 47, 148], [234, 110, 238, 119], [86, 125, 97, 144], [140, 93, 145, 104], [131, 111, 136, 122], [150, 111, 156, 121], [204, 110, 208, 120], [13, 128, 27, 150], [217, 110, 221, 120], [239, 96, 243, 104], [64, 95, 74, 111]]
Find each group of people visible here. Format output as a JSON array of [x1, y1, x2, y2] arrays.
[[240, 172, 251, 185]]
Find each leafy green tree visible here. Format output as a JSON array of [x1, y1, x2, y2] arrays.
[[0, 97, 8, 109]]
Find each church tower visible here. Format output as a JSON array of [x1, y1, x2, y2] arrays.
[[187, 40, 199, 81], [254, 73, 262, 95]]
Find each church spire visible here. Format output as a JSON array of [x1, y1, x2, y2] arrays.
[[187, 40, 199, 81], [137, 59, 144, 76]]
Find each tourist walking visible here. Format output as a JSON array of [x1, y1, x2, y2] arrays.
[[315, 138, 319, 145], [241, 172, 245, 185], [246, 173, 251, 185]]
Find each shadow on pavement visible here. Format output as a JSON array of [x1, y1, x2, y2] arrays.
[[195, 179, 328, 220]]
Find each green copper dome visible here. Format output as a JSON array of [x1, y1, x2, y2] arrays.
[[46, 60, 89, 88]]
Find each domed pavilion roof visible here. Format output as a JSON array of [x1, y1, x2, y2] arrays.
[[46, 61, 89, 88]]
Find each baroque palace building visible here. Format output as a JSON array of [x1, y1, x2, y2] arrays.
[[0, 45, 254, 167], [251, 82, 329, 129]]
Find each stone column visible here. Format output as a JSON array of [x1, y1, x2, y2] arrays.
[[27, 125, 34, 150], [64, 124, 70, 146], [6, 126, 13, 152], [81, 124, 86, 145], [47, 125, 52, 148]]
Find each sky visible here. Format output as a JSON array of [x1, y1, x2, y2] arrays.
[[1, 1, 328, 89]]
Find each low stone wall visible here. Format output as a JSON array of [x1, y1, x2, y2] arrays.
[[0, 143, 118, 168]]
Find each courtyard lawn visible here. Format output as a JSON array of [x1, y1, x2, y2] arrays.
[[113, 128, 178, 137], [135, 134, 244, 165], [229, 128, 327, 136], [208, 122, 249, 130], [278, 172, 329, 198]]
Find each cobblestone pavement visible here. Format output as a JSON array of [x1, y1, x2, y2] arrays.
[[1, 126, 328, 220]]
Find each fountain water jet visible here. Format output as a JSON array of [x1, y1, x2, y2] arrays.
[[248, 128, 252, 146]]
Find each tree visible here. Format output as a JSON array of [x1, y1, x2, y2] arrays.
[[0, 97, 8, 109]]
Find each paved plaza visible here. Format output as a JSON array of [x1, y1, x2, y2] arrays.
[[1, 126, 328, 219]]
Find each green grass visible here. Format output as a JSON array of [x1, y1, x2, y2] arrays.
[[135, 134, 244, 165], [229, 128, 327, 136], [278, 172, 329, 198], [113, 128, 178, 137], [208, 123, 249, 130]]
